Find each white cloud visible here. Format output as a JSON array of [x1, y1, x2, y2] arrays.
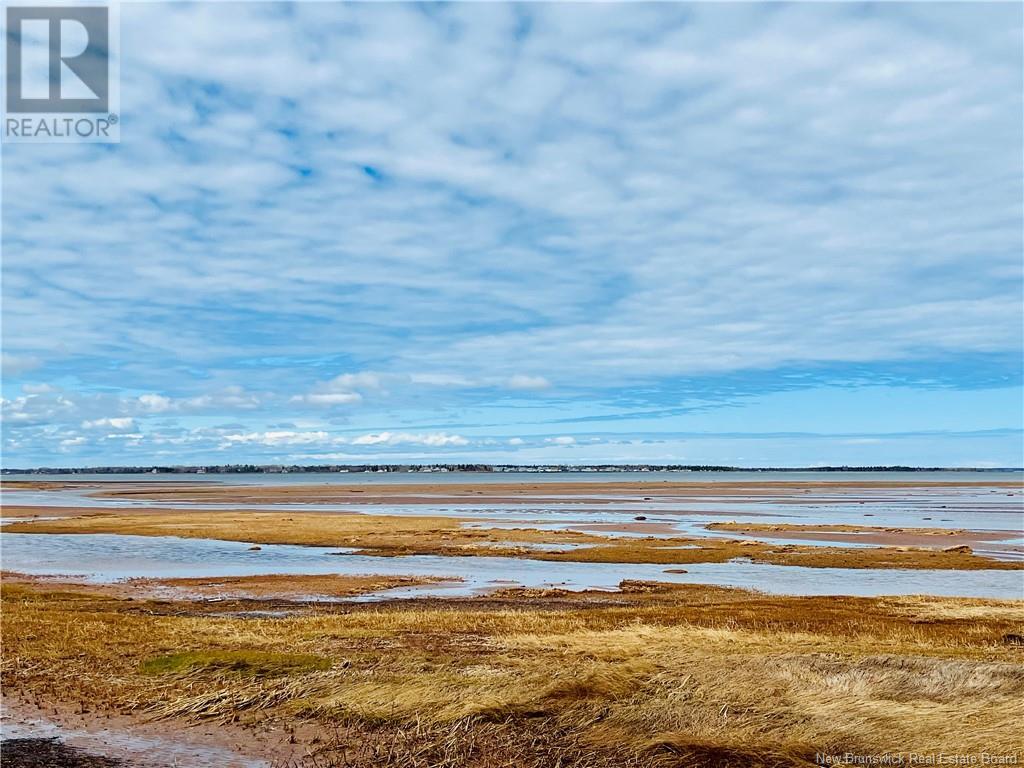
[[1, 354, 41, 376], [220, 430, 331, 446], [82, 417, 135, 430], [546, 436, 577, 445], [1, 394, 77, 425], [410, 373, 476, 387], [350, 431, 469, 447], [135, 389, 262, 413], [183, 386, 261, 410], [506, 374, 551, 391], [137, 394, 173, 413], [290, 371, 383, 407], [328, 372, 383, 391], [291, 392, 362, 406]]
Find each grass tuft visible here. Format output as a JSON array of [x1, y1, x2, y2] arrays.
[[647, 736, 820, 768], [140, 650, 330, 678]]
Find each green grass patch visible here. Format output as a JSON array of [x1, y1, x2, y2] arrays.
[[0, 583, 109, 602], [141, 650, 331, 677]]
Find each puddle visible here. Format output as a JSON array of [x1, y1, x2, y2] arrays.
[[482, 540, 598, 552], [2, 532, 1022, 599], [0, 713, 268, 768]]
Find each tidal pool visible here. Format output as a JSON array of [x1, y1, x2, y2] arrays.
[[2, 532, 1022, 600]]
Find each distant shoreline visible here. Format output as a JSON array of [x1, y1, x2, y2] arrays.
[[2, 464, 1022, 475]]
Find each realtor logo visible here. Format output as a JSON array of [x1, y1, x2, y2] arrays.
[[3, 4, 120, 142]]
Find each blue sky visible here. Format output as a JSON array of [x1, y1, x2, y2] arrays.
[[2, 2, 1022, 468]]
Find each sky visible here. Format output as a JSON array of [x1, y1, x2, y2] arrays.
[[2, 2, 1022, 468]]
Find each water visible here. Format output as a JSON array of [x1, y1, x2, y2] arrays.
[[4, 470, 1022, 485], [2, 532, 1022, 599], [8, 481, 1020, 556], [0, 715, 268, 768], [3, 475, 1022, 598]]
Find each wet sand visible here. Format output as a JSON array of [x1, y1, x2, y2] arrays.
[[0, 571, 450, 603], [1, 693, 273, 768], [5, 478, 1022, 506], [704, 521, 1023, 550]]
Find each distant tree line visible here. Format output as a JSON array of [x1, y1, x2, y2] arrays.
[[2, 463, 1015, 475]]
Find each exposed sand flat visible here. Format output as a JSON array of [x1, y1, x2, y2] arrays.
[[704, 521, 1024, 550], [0, 571, 447, 602], [4, 478, 1022, 506], [1, 691, 272, 767]]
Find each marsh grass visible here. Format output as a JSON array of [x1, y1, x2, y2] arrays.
[[3, 581, 1023, 767], [140, 650, 331, 677]]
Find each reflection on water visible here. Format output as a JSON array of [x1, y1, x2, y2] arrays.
[[2, 532, 1022, 600], [0, 715, 268, 768]]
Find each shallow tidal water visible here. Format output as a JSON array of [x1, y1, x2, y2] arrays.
[[3, 473, 1022, 599], [3, 532, 1023, 599], [5, 477, 1023, 558]]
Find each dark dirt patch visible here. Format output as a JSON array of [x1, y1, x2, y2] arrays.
[[1, 738, 124, 768]]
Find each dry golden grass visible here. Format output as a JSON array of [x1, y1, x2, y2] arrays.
[[3, 580, 1023, 767], [1, 507, 594, 551], [140, 649, 332, 676]]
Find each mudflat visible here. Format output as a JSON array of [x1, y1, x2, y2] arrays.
[[3, 478, 1022, 766], [5, 478, 1022, 505]]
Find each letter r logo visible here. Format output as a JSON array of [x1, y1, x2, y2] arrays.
[[6, 6, 109, 113]]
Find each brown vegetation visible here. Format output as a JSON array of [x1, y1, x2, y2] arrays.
[[3, 580, 1023, 767]]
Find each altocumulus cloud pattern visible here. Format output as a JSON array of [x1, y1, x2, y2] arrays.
[[2, 3, 1022, 467]]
